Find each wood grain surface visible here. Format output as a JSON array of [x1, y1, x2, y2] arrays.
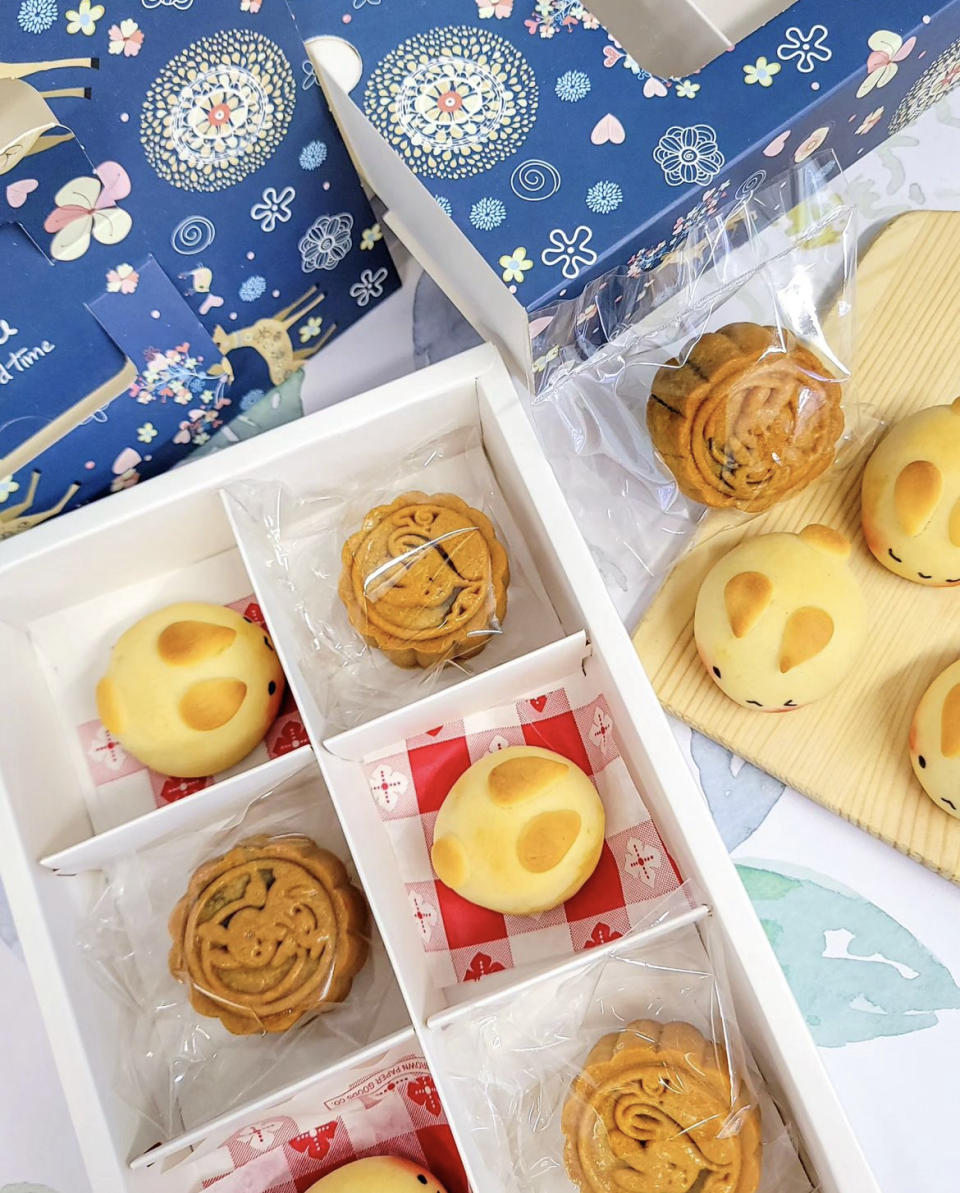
[[633, 210, 960, 882]]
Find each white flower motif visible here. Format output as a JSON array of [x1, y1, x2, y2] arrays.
[[88, 724, 128, 771], [409, 890, 439, 942], [349, 266, 389, 307], [0, 476, 20, 503], [777, 25, 832, 73], [589, 706, 614, 754], [249, 184, 296, 232], [625, 839, 662, 888], [299, 211, 353, 272], [540, 225, 598, 280], [653, 124, 724, 187], [369, 763, 408, 811]]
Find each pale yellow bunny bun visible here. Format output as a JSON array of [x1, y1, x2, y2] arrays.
[[430, 745, 606, 916], [694, 525, 866, 711], [305, 1156, 448, 1193], [96, 602, 285, 777], [862, 398, 960, 585], [909, 659, 960, 820]]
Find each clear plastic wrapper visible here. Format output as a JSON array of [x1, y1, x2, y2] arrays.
[[228, 427, 563, 731], [81, 774, 402, 1143], [436, 915, 814, 1193], [525, 156, 864, 624]]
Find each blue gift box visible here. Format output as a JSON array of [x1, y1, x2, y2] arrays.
[[0, 0, 398, 532], [301, 0, 960, 374]]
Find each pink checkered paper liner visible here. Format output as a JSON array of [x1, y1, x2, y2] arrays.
[[77, 598, 308, 809], [192, 1052, 468, 1193], [363, 685, 683, 988]]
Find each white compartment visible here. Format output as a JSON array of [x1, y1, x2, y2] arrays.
[[0, 346, 878, 1193], [167, 1028, 469, 1192], [224, 422, 564, 735], [0, 498, 312, 869]]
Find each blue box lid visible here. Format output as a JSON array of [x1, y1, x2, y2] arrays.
[[300, 0, 960, 309]]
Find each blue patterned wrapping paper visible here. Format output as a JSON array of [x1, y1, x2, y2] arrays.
[[299, 0, 960, 310], [0, 0, 397, 529]]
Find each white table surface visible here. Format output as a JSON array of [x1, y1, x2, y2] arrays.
[[3, 89, 960, 1193]]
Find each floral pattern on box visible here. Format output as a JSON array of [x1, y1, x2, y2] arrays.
[[298, 0, 960, 309], [0, 0, 398, 530]]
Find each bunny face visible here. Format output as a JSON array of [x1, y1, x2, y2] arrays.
[[909, 658, 960, 820], [694, 525, 867, 711], [862, 400, 960, 586], [96, 601, 285, 778], [430, 745, 606, 917]]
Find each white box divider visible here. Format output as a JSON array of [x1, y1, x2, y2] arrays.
[[425, 901, 711, 1032], [129, 1026, 417, 1171], [0, 344, 880, 1193], [323, 631, 590, 762], [41, 745, 314, 874]]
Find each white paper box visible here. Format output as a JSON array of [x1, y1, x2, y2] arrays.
[[0, 345, 877, 1192]]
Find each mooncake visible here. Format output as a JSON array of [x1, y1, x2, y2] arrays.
[[862, 398, 960, 585], [169, 834, 369, 1034], [338, 491, 509, 668], [562, 1019, 762, 1193], [648, 322, 844, 512], [430, 745, 605, 916], [694, 524, 866, 710], [96, 601, 285, 777]]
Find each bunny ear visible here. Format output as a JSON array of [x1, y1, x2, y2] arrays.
[[779, 607, 834, 673], [893, 36, 917, 62], [895, 460, 942, 537], [724, 572, 772, 638]]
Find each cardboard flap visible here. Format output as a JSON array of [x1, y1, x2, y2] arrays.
[[589, 0, 793, 76]]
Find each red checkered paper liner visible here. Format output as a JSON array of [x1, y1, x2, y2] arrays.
[[185, 1048, 468, 1193], [363, 683, 683, 988], [77, 598, 308, 811]]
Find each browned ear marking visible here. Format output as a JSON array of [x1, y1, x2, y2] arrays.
[[517, 810, 582, 873], [779, 608, 834, 673], [431, 835, 469, 888], [894, 460, 942, 537], [488, 755, 568, 805], [941, 684, 960, 758], [158, 620, 237, 665], [799, 524, 851, 558], [724, 572, 773, 639], [179, 679, 246, 730]]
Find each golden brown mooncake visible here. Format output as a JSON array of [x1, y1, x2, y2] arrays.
[[338, 491, 509, 668], [563, 1018, 762, 1193], [647, 322, 844, 512], [168, 834, 369, 1034]]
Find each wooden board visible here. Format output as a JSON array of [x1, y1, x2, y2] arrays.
[[633, 210, 960, 883]]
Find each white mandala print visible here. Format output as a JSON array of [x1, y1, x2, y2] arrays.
[[653, 125, 724, 187]]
